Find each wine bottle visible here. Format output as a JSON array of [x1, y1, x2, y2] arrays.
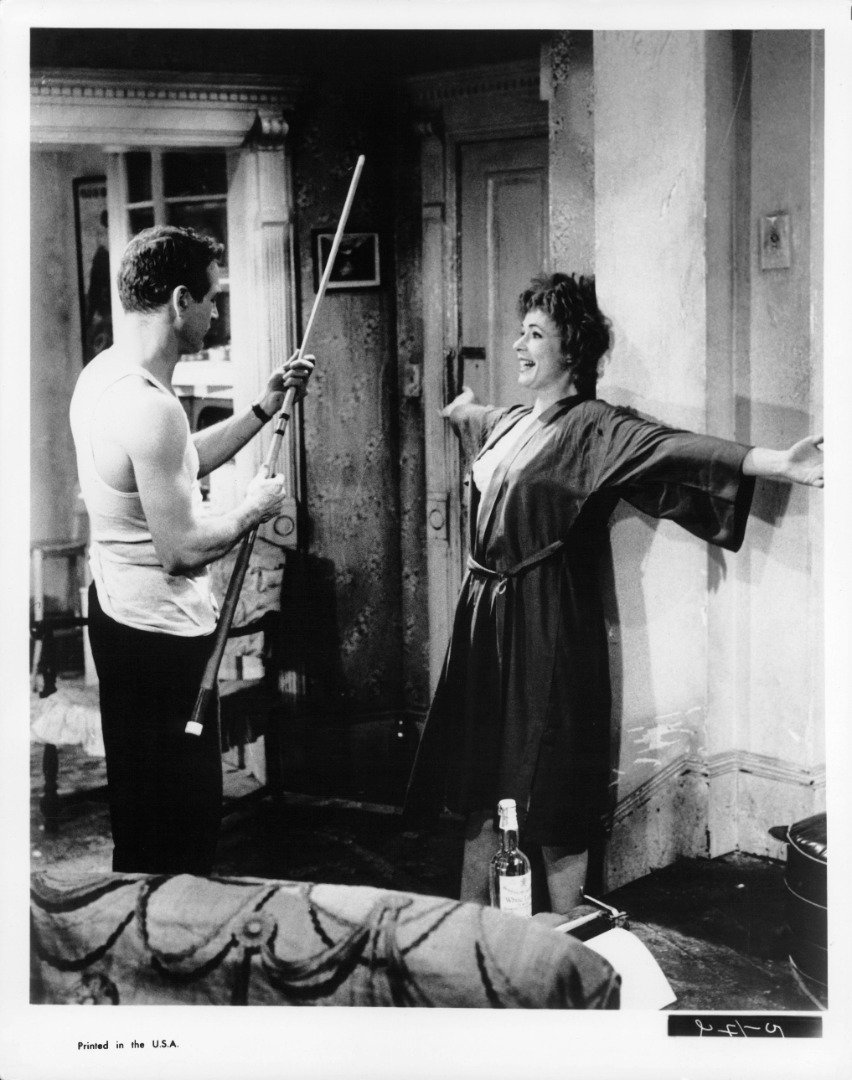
[[489, 798, 532, 917]]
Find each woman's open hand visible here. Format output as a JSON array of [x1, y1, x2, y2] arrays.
[[781, 435, 824, 488], [440, 384, 477, 419], [742, 435, 824, 487]]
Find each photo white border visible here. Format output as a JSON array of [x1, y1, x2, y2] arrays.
[[3, 1, 851, 1078]]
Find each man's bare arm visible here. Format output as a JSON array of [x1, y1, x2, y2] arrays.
[[192, 404, 267, 477], [122, 390, 285, 574]]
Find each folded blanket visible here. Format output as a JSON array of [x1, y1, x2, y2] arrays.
[[31, 870, 619, 1008]]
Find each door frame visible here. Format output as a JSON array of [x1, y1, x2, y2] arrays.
[[407, 59, 548, 687]]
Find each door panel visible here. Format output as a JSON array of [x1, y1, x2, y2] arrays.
[[453, 136, 548, 583], [421, 127, 547, 688], [459, 137, 548, 409]]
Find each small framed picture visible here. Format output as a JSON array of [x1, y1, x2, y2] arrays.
[[312, 231, 380, 291]]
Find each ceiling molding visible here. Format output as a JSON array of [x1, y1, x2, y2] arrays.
[[30, 68, 300, 149], [406, 58, 546, 140], [406, 58, 542, 106]]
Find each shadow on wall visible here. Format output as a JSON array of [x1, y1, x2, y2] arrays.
[[597, 504, 719, 886], [596, 516, 641, 891], [272, 551, 418, 804], [278, 550, 348, 715]]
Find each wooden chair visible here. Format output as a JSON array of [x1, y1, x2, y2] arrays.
[[30, 616, 103, 832], [30, 490, 94, 688], [218, 609, 286, 802]]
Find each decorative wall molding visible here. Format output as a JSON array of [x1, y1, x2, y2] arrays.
[[407, 58, 542, 107], [611, 749, 825, 827], [407, 59, 547, 141], [31, 68, 300, 149]]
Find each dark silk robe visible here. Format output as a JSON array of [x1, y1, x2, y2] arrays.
[[404, 395, 755, 849]]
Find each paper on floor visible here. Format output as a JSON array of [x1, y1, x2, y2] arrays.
[[579, 927, 676, 1009]]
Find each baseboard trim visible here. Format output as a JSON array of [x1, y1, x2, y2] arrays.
[[611, 750, 825, 827], [706, 750, 825, 789]]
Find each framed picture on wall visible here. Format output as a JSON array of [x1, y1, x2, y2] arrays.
[[312, 230, 380, 291], [72, 176, 113, 365]]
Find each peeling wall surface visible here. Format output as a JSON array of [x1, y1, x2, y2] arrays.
[[292, 79, 408, 717], [547, 31, 595, 275], [392, 126, 431, 715]]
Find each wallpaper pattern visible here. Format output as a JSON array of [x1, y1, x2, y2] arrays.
[[291, 79, 429, 718]]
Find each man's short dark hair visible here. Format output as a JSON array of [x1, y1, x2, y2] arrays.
[[117, 226, 224, 314], [519, 273, 612, 398]]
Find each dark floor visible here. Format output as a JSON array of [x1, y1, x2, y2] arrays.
[[30, 740, 824, 1012]]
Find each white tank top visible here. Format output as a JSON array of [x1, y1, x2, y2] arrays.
[[70, 350, 217, 636]]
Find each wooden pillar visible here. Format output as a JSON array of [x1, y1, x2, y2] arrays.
[[227, 115, 300, 551]]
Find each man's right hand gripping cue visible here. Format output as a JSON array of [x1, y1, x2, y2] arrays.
[[244, 471, 288, 525]]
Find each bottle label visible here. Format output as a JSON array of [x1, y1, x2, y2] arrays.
[[498, 872, 532, 917]]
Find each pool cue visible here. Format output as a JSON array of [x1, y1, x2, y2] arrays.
[[186, 154, 366, 736]]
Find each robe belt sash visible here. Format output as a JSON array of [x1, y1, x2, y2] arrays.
[[464, 540, 567, 812], [466, 539, 566, 672], [466, 540, 565, 591]]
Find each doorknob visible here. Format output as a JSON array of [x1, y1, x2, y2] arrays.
[[426, 492, 449, 543]]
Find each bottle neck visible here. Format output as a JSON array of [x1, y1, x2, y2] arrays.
[[500, 827, 519, 853]]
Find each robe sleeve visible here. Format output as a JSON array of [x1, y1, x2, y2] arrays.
[[591, 405, 755, 551], [448, 402, 511, 461]]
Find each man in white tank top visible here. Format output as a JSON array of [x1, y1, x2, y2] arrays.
[[70, 225, 314, 875]]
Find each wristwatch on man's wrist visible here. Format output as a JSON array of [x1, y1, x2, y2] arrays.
[[251, 400, 272, 424]]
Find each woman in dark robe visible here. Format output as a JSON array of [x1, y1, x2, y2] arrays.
[[404, 272, 824, 915]]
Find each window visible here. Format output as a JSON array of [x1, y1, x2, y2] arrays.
[[119, 150, 231, 358]]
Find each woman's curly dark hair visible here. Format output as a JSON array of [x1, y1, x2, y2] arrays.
[[118, 226, 224, 314], [519, 273, 611, 397]]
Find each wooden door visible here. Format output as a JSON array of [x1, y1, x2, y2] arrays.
[[422, 132, 548, 685], [458, 137, 549, 410]]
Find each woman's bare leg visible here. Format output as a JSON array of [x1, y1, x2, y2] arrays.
[[541, 846, 588, 915], [459, 809, 496, 904]]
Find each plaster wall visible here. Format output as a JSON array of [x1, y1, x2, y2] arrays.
[[593, 31, 714, 884], [592, 31, 823, 884], [735, 30, 824, 853]]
